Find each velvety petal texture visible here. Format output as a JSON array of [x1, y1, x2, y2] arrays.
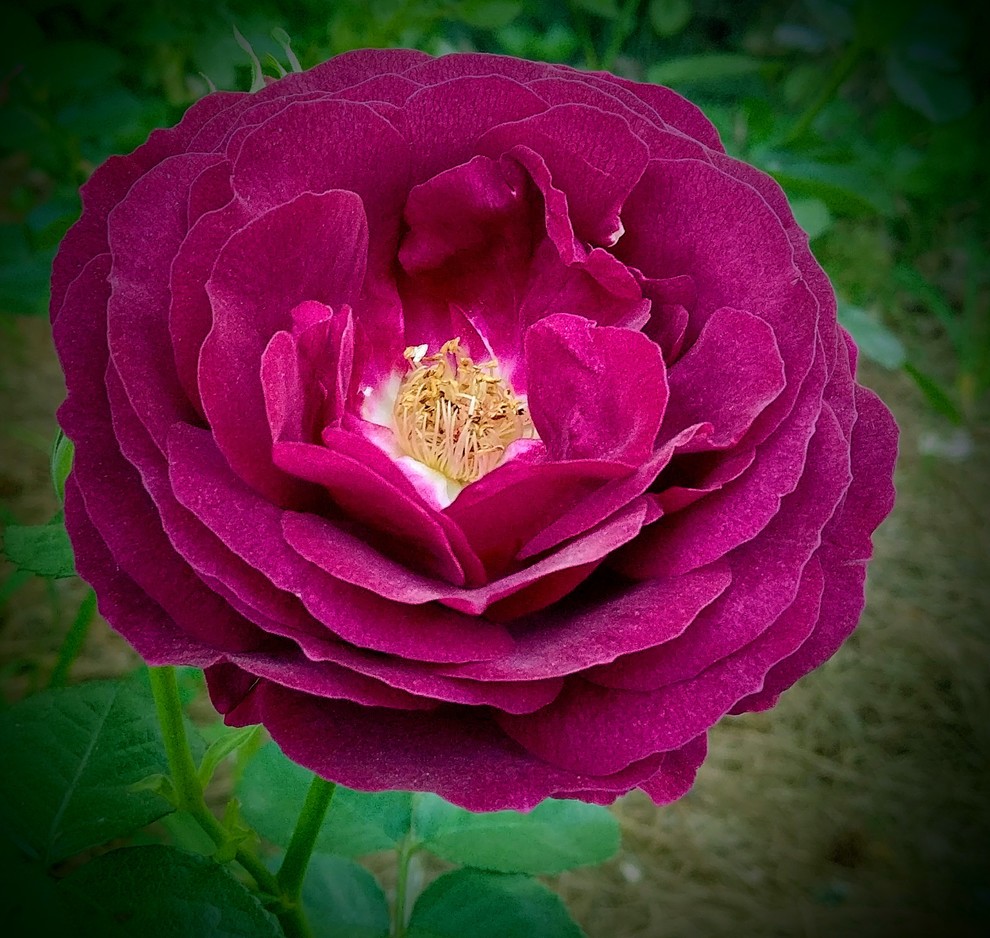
[[53, 50, 897, 812]]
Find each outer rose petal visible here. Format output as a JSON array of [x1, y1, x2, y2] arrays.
[[52, 49, 897, 811]]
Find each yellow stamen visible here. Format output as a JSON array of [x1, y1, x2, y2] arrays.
[[393, 338, 533, 484]]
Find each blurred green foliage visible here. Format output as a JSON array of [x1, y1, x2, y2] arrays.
[[0, 0, 986, 417]]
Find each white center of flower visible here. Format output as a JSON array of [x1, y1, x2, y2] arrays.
[[392, 338, 533, 485]]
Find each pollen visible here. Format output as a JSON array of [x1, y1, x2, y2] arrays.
[[393, 338, 533, 484]]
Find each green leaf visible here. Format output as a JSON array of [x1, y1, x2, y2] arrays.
[[571, 0, 620, 19], [415, 795, 620, 875], [452, 0, 522, 28], [648, 0, 691, 37], [2, 520, 76, 578], [27, 196, 81, 250], [904, 363, 963, 424], [31, 40, 124, 96], [0, 223, 52, 316], [198, 725, 261, 788], [647, 54, 765, 87], [301, 854, 390, 938], [0, 833, 75, 933], [406, 870, 585, 938], [790, 197, 833, 241], [837, 302, 906, 370], [238, 742, 412, 856], [760, 156, 893, 216], [0, 675, 173, 864], [58, 844, 282, 937], [50, 430, 74, 505], [885, 51, 972, 123]]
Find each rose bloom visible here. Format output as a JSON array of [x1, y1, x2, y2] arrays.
[[54, 50, 897, 811]]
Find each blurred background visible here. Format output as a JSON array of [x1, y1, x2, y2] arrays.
[[1, 1, 987, 936]]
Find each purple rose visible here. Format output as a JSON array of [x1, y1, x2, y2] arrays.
[[53, 50, 897, 811]]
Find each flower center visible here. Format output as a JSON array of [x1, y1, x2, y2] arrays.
[[392, 338, 533, 484]]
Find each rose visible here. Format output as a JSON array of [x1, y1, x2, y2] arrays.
[[53, 49, 897, 812]]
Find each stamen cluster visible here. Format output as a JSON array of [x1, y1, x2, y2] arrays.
[[393, 339, 533, 484]]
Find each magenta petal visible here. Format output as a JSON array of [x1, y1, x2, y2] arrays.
[[107, 153, 225, 450], [603, 405, 850, 690], [442, 563, 732, 681], [166, 423, 513, 664], [274, 440, 470, 585], [65, 477, 221, 667], [212, 657, 436, 712], [51, 89, 243, 319], [662, 307, 786, 449], [401, 74, 547, 182], [199, 190, 368, 503], [619, 343, 827, 579], [222, 681, 664, 811], [497, 558, 825, 776], [477, 104, 649, 245], [638, 734, 709, 805], [525, 314, 668, 464]]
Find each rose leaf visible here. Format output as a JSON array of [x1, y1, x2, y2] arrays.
[[406, 869, 585, 938], [57, 844, 281, 937], [413, 794, 620, 875]]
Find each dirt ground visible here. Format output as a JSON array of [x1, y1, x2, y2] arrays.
[[2, 315, 988, 938]]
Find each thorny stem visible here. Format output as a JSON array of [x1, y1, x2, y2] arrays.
[[148, 666, 314, 938]]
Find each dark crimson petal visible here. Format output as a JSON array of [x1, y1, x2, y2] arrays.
[[269, 47, 432, 95], [231, 99, 410, 225], [274, 440, 472, 585], [51, 90, 244, 319], [401, 75, 548, 183], [220, 647, 562, 716], [208, 658, 436, 712], [282, 499, 649, 615], [439, 563, 732, 681], [166, 423, 515, 664], [477, 104, 649, 246], [169, 198, 250, 415], [57, 256, 261, 654], [617, 158, 818, 436], [65, 477, 221, 667], [107, 153, 226, 450], [517, 423, 710, 560], [660, 306, 786, 451], [444, 458, 629, 574], [637, 734, 709, 805], [525, 313, 668, 464], [598, 402, 849, 691], [199, 190, 368, 503], [617, 342, 826, 579], [591, 71, 725, 152], [732, 387, 898, 712], [496, 558, 825, 776], [524, 75, 710, 163], [220, 681, 665, 812]]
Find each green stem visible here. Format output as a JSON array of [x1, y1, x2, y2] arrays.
[[601, 0, 642, 71], [148, 666, 313, 938], [392, 836, 418, 938], [568, 2, 599, 70], [49, 589, 96, 687], [785, 40, 864, 144], [277, 775, 336, 901]]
